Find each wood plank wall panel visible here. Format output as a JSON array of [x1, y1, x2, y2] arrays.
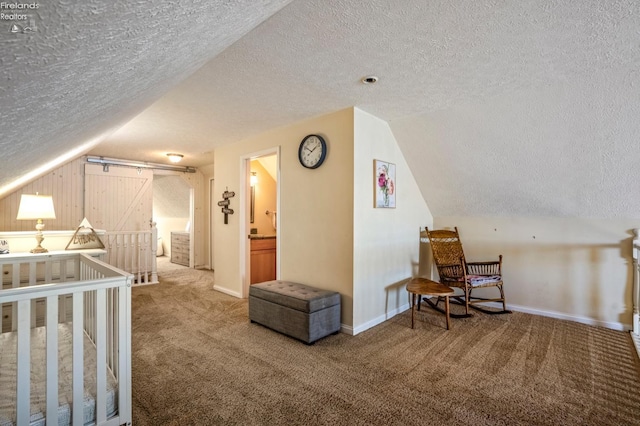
[[84, 164, 153, 231], [0, 159, 197, 241], [0, 158, 85, 231]]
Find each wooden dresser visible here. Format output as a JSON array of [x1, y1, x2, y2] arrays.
[[171, 232, 190, 266]]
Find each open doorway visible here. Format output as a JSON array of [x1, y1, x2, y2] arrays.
[[241, 147, 280, 297], [153, 173, 194, 269]]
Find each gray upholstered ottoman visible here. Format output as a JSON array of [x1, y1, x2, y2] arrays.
[[249, 280, 341, 344]]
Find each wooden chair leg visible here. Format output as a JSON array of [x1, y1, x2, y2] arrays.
[[445, 296, 451, 330], [464, 287, 470, 315], [411, 293, 415, 329]]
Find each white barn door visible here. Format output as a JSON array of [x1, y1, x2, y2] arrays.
[[84, 164, 153, 231]]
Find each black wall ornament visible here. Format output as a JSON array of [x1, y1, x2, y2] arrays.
[[218, 189, 235, 224]]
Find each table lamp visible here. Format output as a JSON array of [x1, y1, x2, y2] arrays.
[[16, 193, 57, 253]]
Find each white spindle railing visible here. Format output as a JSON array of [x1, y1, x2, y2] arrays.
[[632, 229, 639, 358], [104, 222, 158, 285], [0, 253, 132, 426]]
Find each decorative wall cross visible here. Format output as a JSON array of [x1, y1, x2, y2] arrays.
[[218, 189, 235, 224]]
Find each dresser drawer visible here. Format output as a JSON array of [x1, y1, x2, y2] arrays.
[[171, 245, 189, 255], [171, 232, 190, 244], [171, 232, 190, 266], [171, 252, 190, 266]]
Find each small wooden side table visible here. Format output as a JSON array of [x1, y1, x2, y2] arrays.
[[406, 278, 455, 330]]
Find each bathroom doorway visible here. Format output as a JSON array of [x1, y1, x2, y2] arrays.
[[241, 147, 280, 297], [249, 156, 277, 236]]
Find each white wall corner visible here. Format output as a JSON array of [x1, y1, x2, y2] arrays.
[[351, 303, 411, 336], [633, 229, 639, 336], [340, 324, 355, 335], [212, 285, 243, 299]]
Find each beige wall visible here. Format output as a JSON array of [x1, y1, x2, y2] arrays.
[[434, 216, 636, 329], [212, 107, 435, 332], [352, 109, 433, 332], [213, 108, 356, 324]]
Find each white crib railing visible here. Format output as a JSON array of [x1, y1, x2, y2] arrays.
[[0, 252, 132, 426], [0, 249, 107, 332], [632, 229, 640, 358], [104, 222, 158, 285]]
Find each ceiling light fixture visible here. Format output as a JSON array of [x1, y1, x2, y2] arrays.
[[166, 153, 184, 163], [361, 75, 378, 84]]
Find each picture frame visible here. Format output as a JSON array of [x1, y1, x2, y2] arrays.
[[374, 159, 396, 208]]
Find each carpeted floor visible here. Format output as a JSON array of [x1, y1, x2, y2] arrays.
[[131, 264, 640, 425]]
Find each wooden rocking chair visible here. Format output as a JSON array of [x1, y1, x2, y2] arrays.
[[423, 227, 510, 316]]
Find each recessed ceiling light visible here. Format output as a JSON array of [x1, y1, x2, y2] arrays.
[[166, 153, 184, 163], [361, 75, 378, 84]]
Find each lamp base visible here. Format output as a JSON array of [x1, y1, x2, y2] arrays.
[[31, 227, 48, 253]]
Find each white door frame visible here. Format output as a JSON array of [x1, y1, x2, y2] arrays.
[[239, 146, 280, 298], [209, 177, 215, 271], [188, 185, 195, 268]]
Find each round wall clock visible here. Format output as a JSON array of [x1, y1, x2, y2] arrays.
[[298, 134, 327, 169]]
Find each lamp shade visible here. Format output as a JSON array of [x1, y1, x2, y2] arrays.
[[16, 194, 56, 220]]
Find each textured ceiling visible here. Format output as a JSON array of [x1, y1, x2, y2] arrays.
[[0, 0, 292, 194], [2, 0, 639, 218]]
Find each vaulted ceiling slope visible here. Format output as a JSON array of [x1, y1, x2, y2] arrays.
[[3, 0, 640, 219], [0, 0, 292, 196]]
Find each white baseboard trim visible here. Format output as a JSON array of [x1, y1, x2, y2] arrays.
[[340, 324, 354, 335], [481, 301, 631, 331], [351, 303, 411, 336], [349, 300, 632, 336], [213, 285, 242, 299]]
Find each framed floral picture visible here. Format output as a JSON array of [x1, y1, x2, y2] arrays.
[[374, 159, 396, 208]]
